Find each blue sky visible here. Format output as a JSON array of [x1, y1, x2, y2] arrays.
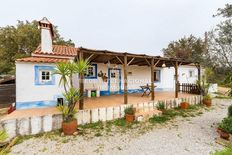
[[0, 0, 230, 55]]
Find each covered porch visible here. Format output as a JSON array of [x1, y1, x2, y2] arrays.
[[77, 47, 201, 109], [80, 92, 195, 109], [2, 91, 196, 120]]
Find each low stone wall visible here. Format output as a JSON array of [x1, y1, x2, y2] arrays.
[[0, 95, 202, 139]]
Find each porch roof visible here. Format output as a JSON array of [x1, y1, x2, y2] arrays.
[[78, 47, 195, 67]]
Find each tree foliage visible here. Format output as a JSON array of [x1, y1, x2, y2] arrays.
[[208, 3, 232, 70], [162, 35, 206, 63], [0, 20, 75, 74]]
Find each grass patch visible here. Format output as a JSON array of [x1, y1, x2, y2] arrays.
[[213, 147, 232, 155], [215, 96, 232, 99], [79, 121, 104, 130], [149, 115, 170, 124], [149, 104, 205, 124]]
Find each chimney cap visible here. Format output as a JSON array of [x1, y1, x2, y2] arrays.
[[39, 17, 51, 24], [38, 17, 54, 37]]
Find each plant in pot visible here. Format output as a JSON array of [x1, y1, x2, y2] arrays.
[[124, 105, 135, 122], [180, 98, 189, 109], [203, 94, 212, 107], [156, 101, 165, 112], [54, 60, 89, 135], [218, 117, 232, 140]]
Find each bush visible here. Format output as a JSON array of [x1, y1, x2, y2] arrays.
[[124, 106, 135, 115], [218, 117, 232, 133], [156, 101, 165, 110], [214, 147, 232, 155], [203, 94, 211, 100], [228, 105, 232, 117]]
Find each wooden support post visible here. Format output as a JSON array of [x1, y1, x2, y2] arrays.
[[174, 61, 179, 98], [79, 51, 84, 109], [151, 58, 155, 100], [197, 64, 201, 82], [124, 55, 128, 104]]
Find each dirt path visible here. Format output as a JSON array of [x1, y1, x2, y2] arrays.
[[10, 99, 231, 155]]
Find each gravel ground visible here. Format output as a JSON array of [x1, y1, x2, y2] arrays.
[[10, 100, 231, 155]]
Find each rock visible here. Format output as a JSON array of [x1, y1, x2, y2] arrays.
[[61, 132, 64, 137], [73, 131, 78, 136]]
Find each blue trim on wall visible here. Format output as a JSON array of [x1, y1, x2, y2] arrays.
[[108, 68, 122, 94], [84, 64, 98, 79], [34, 66, 55, 85], [16, 100, 57, 110]]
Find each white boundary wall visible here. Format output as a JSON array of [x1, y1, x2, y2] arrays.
[[0, 95, 203, 139]]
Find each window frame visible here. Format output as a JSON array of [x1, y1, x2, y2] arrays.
[[40, 70, 52, 83], [35, 66, 55, 85], [154, 70, 161, 82], [189, 70, 195, 78], [84, 64, 97, 79]]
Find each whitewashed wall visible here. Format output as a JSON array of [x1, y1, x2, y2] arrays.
[[16, 62, 65, 102], [16, 62, 199, 103]]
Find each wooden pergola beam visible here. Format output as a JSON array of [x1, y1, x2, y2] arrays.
[[79, 51, 84, 109], [174, 61, 179, 98], [80, 48, 193, 67], [151, 58, 155, 100], [124, 55, 128, 104], [127, 57, 135, 66], [86, 54, 95, 62], [116, 56, 123, 64], [145, 58, 151, 66]]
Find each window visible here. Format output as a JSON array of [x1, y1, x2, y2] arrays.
[[154, 70, 161, 82], [111, 72, 116, 78], [189, 70, 194, 78], [35, 66, 55, 85], [84, 64, 97, 79], [40, 70, 51, 82]]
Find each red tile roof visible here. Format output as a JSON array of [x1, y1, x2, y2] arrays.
[[33, 45, 78, 57], [16, 57, 68, 63]]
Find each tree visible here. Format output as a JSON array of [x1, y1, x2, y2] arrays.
[[0, 20, 75, 74], [208, 3, 232, 70], [162, 35, 206, 63]]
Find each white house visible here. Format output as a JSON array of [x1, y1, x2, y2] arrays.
[[15, 18, 200, 110]]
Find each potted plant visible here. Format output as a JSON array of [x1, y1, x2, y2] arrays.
[[218, 117, 232, 140], [180, 98, 189, 109], [203, 94, 212, 107], [124, 105, 135, 122], [156, 101, 165, 112], [54, 60, 89, 135]]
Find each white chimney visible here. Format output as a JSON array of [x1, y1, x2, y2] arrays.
[[38, 17, 54, 53]]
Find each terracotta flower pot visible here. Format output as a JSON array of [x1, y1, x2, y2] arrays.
[[180, 102, 189, 109], [125, 114, 135, 122], [217, 128, 230, 140], [203, 99, 212, 107], [62, 119, 77, 135]]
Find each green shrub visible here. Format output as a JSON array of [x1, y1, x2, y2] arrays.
[[156, 101, 165, 110], [203, 94, 211, 100], [0, 130, 7, 142], [218, 117, 232, 133], [149, 115, 170, 124], [124, 105, 135, 115], [228, 105, 232, 117], [214, 147, 232, 155]]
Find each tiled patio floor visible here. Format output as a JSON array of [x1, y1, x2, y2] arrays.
[[1, 92, 194, 120]]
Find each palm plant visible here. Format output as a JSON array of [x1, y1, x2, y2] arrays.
[[54, 59, 89, 122], [0, 130, 7, 142]]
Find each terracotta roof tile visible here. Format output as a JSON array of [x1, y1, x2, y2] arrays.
[[34, 45, 78, 57], [16, 57, 68, 63]]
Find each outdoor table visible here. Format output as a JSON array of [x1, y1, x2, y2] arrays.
[[140, 85, 157, 97]]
